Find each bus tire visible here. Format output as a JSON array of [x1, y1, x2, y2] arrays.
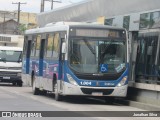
[[17, 81, 23, 87], [12, 82, 16, 86], [41, 90, 47, 96]]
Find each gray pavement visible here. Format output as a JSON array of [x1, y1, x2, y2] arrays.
[[0, 84, 159, 120]]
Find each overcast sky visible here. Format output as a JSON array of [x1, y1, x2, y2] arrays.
[[0, 0, 84, 13]]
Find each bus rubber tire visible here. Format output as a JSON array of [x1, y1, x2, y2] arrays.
[[41, 90, 47, 96], [17, 81, 23, 87], [12, 82, 16, 86]]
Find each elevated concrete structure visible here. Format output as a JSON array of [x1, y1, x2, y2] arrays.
[[37, 0, 160, 27]]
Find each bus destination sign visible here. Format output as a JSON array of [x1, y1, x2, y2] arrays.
[[70, 28, 125, 38]]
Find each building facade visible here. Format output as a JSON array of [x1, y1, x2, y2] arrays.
[[0, 10, 37, 35], [105, 9, 160, 85], [0, 19, 19, 34]]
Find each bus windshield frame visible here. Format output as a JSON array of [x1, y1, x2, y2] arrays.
[[68, 27, 127, 74]]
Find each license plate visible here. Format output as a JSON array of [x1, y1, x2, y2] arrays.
[[92, 92, 103, 96], [3, 77, 10, 79]]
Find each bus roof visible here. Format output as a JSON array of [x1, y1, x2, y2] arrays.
[[0, 46, 23, 51], [25, 22, 125, 35]]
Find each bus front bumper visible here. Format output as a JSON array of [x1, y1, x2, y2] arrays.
[[63, 82, 128, 97], [0, 76, 22, 83]]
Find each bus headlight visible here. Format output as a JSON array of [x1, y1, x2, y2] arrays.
[[117, 76, 127, 87], [67, 74, 78, 86], [17, 73, 21, 77]]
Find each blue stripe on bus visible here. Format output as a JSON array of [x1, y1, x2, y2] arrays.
[[26, 58, 30, 74], [39, 59, 43, 76], [63, 61, 129, 87]]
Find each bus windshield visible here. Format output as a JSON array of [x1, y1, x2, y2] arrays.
[[69, 38, 126, 74], [0, 50, 22, 62]]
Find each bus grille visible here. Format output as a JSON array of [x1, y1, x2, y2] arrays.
[[76, 72, 123, 80], [0, 67, 21, 70], [81, 88, 114, 95], [0, 72, 17, 77]]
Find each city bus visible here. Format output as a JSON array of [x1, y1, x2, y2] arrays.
[[22, 22, 129, 101], [0, 34, 24, 86]]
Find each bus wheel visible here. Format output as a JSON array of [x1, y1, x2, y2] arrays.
[[12, 82, 16, 86], [17, 81, 23, 87], [41, 90, 47, 96], [32, 78, 40, 95], [54, 83, 62, 101]]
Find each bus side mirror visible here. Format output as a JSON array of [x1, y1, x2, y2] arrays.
[[62, 42, 66, 54]]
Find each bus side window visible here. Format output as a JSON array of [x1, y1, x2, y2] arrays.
[[35, 35, 41, 57], [46, 34, 54, 58], [23, 36, 28, 56], [53, 33, 60, 58], [31, 36, 36, 57]]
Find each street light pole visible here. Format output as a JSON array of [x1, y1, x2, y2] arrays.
[[51, 0, 53, 10], [2, 12, 7, 34], [50, 0, 61, 10], [41, 0, 45, 12], [41, 0, 61, 11], [12, 2, 27, 24]]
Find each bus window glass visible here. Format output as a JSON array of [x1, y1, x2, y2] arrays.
[[158, 47, 160, 75], [136, 36, 158, 79], [123, 16, 130, 30], [150, 11, 160, 28], [46, 34, 54, 57], [53, 33, 60, 58], [104, 18, 114, 26], [69, 38, 125, 74], [35, 35, 41, 57], [0, 50, 22, 62], [31, 36, 36, 56], [140, 13, 150, 29], [23, 36, 28, 56]]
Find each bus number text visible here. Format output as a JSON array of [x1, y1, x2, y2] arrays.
[[80, 81, 92, 86]]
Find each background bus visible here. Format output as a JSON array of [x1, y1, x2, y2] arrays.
[[23, 22, 129, 102], [0, 34, 24, 86]]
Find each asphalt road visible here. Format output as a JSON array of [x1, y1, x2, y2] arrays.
[[0, 83, 159, 120]]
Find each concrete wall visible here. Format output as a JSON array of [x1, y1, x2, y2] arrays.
[[127, 82, 160, 107]]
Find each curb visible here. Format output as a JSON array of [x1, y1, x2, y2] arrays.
[[115, 99, 160, 111]]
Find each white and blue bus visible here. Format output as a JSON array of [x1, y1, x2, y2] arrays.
[[22, 22, 129, 101]]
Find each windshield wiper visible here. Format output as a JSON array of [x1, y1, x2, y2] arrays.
[[83, 39, 95, 55]]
